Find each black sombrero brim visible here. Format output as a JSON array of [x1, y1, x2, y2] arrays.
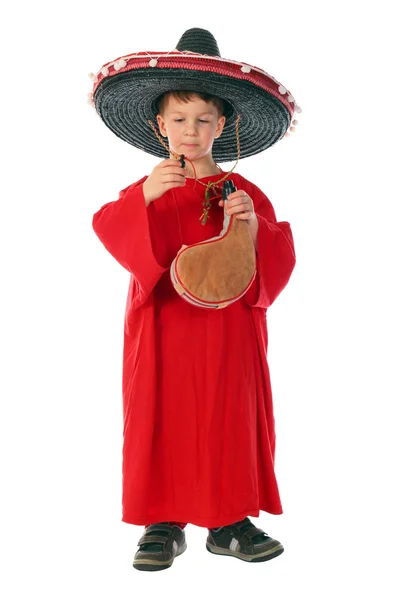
[[89, 53, 300, 162]]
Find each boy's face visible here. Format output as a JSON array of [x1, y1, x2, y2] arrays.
[[156, 95, 226, 161]]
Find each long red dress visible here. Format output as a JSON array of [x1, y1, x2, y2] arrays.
[[92, 171, 296, 528]]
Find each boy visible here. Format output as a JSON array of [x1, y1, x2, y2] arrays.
[[90, 28, 299, 571]]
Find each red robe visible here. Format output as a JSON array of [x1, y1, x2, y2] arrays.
[[92, 171, 296, 528]]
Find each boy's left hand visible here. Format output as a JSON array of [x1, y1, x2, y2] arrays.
[[218, 190, 257, 222], [218, 190, 259, 250]]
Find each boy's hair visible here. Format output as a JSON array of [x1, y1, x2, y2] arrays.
[[156, 90, 228, 117]]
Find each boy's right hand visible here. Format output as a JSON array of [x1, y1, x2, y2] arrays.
[[143, 159, 187, 205]]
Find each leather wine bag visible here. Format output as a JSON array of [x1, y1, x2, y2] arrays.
[[170, 180, 257, 309]]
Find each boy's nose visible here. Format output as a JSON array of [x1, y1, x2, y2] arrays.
[[184, 122, 197, 135]]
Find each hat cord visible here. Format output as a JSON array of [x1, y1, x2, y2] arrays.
[[147, 114, 241, 225]]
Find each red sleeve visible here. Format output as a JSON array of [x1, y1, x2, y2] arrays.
[[237, 175, 296, 310], [92, 176, 168, 307]]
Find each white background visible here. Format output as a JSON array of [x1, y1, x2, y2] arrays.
[[1, 1, 399, 598]]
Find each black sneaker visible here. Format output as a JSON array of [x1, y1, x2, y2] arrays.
[[133, 523, 187, 571], [206, 517, 284, 562]]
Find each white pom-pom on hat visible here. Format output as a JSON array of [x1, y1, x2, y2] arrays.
[[87, 92, 95, 107], [294, 104, 302, 113], [101, 66, 109, 76], [88, 72, 98, 83], [240, 65, 251, 73], [149, 58, 158, 67], [278, 85, 287, 94], [114, 58, 127, 71]]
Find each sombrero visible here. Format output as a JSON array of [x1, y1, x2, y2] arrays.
[[88, 27, 301, 162]]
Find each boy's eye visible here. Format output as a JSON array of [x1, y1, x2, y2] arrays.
[[173, 119, 210, 123]]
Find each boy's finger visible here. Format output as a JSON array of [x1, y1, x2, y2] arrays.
[[161, 159, 184, 167], [228, 191, 250, 202], [162, 168, 187, 177], [163, 173, 187, 182]]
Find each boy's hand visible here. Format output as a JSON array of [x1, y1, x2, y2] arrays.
[[143, 159, 187, 205], [218, 190, 259, 250], [218, 190, 256, 222]]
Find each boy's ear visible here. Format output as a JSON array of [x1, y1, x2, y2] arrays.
[[215, 115, 226, 139], [156, 114, 167, 137]]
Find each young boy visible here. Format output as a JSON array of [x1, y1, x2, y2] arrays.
[[90, 28, 299, 571]]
